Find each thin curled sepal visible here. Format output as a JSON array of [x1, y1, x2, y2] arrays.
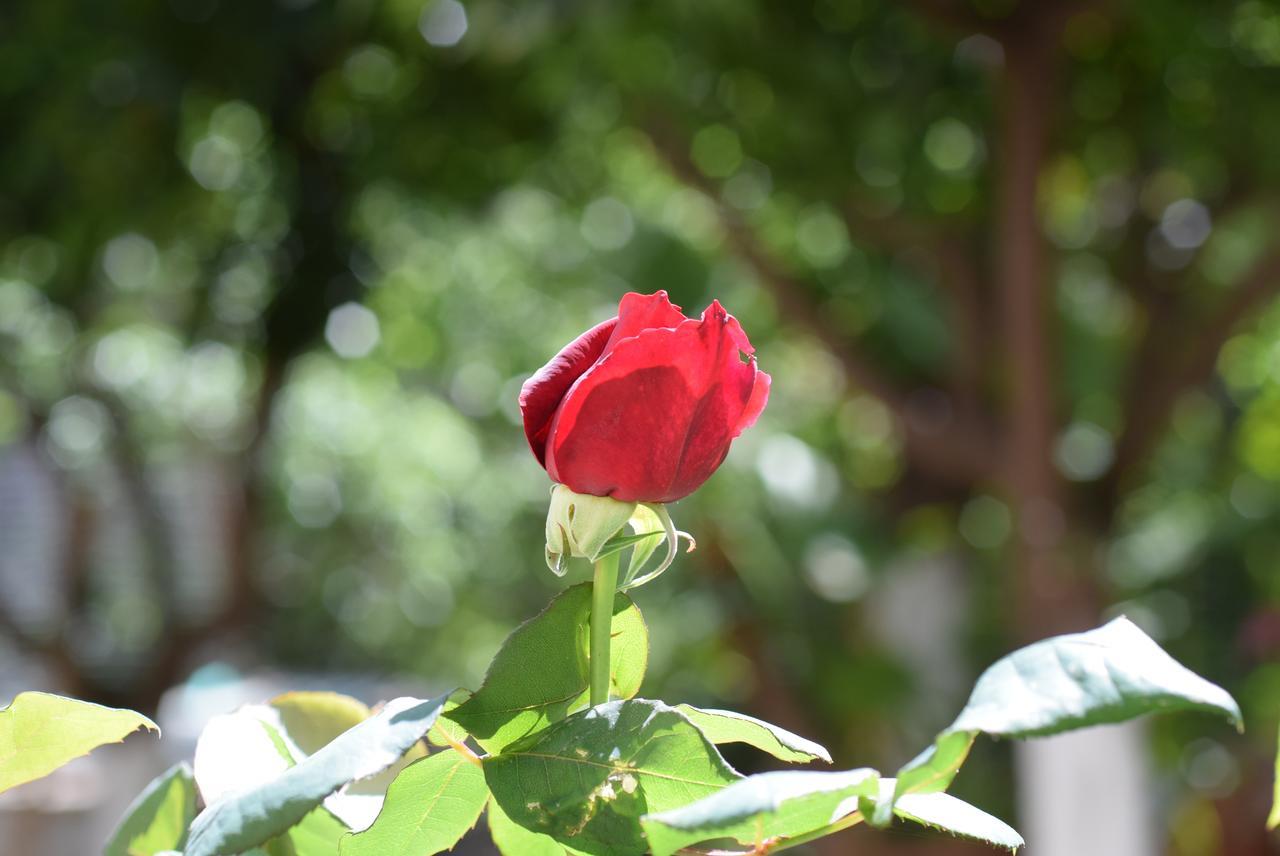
[[619, 502, 695, 590], [544, 484, 636, 575]]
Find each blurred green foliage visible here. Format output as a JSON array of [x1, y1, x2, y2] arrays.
[[3, 0, 1280, 851]]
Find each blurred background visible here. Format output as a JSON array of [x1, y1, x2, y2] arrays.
[[2, 0, 1279, 853]]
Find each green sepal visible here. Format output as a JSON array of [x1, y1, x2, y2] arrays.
[[544, 484, 636, 575]]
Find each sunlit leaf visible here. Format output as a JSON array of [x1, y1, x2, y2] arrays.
[[878, 617, 1242, 826], [270, 692, 370, 755], [426, 689, 472, 748], [270, 691, 427, 832], [1270, 721, 1279, 831], [0, 692, 158, 794], [676, 704, 831, 764], [105, 762, 197, 856], [192, 692, 423, 835], [484, 699, 739, 855], [273, 807, 348, 856], [447, 585, 647, 752], [340, 749, 488, 856], [641, 768, 878, 856], [194, 708, 351, 854], [193, 706, 296, 805], [185, 694, 448, 856]]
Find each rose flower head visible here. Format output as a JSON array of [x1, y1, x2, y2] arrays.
[[521, 290, 770, 504]]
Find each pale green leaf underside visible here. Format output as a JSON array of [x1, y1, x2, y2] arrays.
[[950, 617, 1241, 738], [641, 768, 878, 856], [0, 691, 158, 794], [893, 789, 1023, 851], [640, 768, 1022, 855], [340, 749, 488, 856], [484, 699, 739, 856], [676, 705, 831, 764], [1269, 721, 1279, 831], [883, 617, 1242, 825], [185, 694, 448, 856], [105, 762, 197, 856], [196, 709, 352, 854], [447, 584, 648, 753]]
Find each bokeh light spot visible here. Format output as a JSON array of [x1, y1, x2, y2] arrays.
[[420, 0, 468, 47], [804, 534, 869, 603], [102, 233, 159, 290], [1054, 421, 1115, 481], [580, 197, 635, 251], [325, 303, 381, 359]]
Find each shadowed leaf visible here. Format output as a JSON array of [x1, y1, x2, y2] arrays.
[[447, 585, 647, 752], [105, 762, 197, 856], [488, 797, 589, 856], [485, 699, 738, 855]]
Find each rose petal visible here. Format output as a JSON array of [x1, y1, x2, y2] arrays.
[[735, 368, 771, 436], [705, 299, 755, 355], [519, 317, 616, 467], [546, 306, 759, 502], [603, 290, 688, 355]]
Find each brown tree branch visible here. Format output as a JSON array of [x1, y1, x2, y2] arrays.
[[842, 202, 988, 412], [1102, 249, 1280, 510], [906, 0, 1001, 35], [97, 394, 182, 626]]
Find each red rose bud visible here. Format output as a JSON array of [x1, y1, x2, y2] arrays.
[[520, 291, 770, 503]]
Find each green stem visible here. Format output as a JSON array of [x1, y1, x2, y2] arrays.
[[589, 551, 621, 706]]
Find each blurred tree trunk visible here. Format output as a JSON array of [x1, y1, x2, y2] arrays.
[[995, 17, 1086, 641]]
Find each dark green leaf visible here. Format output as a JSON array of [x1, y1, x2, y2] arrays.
[[185, 694, 448, 856], [447, 585, 647, 752], [105, 762, 197, 856], [484, 699, 739, 855], [487, 798, 582, 856], [676, 705, 831, 764], [641, 768, 878, 856], [340, 749, 488, 856], [0, 692, 158, 793]]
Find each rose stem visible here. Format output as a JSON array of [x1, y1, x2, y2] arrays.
[[589, 550, 621, 707]]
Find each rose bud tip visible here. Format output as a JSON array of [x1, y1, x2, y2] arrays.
[[523, 290, 769, 504]]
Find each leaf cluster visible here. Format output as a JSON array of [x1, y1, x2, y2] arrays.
[[1, 583, 1245, 855]]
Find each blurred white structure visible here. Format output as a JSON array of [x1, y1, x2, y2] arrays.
[[1016, 721, 1157, 856]]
